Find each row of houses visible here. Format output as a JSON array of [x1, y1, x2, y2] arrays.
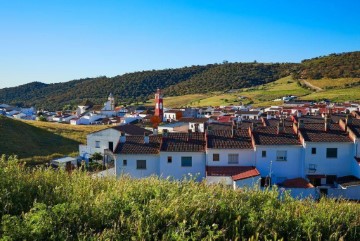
[[80, 112, 360, 200], [0, 104, 36, 120]]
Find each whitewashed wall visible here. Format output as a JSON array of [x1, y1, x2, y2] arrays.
[[160, 152, 206, 181], [206, 149, 255, 166], [255, 145, 304, 184], [304, 142, 354, 177], [83, 128, 121, 155], [328, 186, 360, 200], [115, 154, 159, 178], [234, 177, 260, 189]]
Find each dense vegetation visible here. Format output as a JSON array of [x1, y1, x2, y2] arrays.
[[294, 51, 360, 80], [0, 156, 359, 240], [1, 51, 359, 110], [164, 63, 297, 96], [0, 66, 211, 110], [0, 116, 106, 163]]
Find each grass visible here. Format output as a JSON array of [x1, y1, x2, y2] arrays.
[[306, 77, 360, 89], [187, 76, 313, 107], [0, 116, 107, 163], [0, 156, 359, 240], [302, 86, 360, 102], [145, 76, 360, 108]]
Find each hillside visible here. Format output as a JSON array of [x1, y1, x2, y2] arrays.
[[0, 63, 294, 110], [294, 51, 360, 79], [0, 116, 106, 162], [0, 51, 359, 109]]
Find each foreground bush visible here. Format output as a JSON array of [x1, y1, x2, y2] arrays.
[[0, 155, 359, 240]]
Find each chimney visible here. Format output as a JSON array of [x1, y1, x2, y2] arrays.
[[251, 122, 257, 131], [277, 121, 284, 134], [153, 128, 158, 135], [232, 119, 237, 128], [231, 125, 235, 138], [144, 132, 150, 144], [298, 119, 304, 129], [187, 129, 192, 141], [324, 115, 331, 132], [120, 132, 126, 143], [297, 111, 302, 118], [346, 114, 353, 125], [163, 129, 169, 138]]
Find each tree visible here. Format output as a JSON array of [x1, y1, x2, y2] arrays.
[[91, 152, 103, 162]]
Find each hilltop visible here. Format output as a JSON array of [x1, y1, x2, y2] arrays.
[[0, 51, 359, 109]]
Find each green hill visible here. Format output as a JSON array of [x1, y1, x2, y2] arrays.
[[294, 51, 360, 79], [0, 51, 359, 110], [0, 116, 106, 162]]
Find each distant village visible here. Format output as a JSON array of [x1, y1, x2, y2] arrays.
[[2, 89, 360, 200]]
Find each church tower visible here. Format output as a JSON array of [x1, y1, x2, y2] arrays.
[[108, 93, 115, 111], [154, 88, 163, 121]]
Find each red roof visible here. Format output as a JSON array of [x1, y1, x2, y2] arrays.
[[206, 166, 260, 181], [282, 178, 314, 188]]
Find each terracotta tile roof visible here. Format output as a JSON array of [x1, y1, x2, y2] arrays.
[[235, 110, 260, 115], [217, 116, 235, 123], [114, 135, 162, 154], [112, 124, 153, 135], [208, 122, 232, 130], [253, 126, 301, 145], [299, 123, 352, 143], [179, 117, 209, 123], [347, 119, 360, 137], [161, 132, 206, 152], [264, 118, 294, 127], [281, 178, 314, 188], [207, 129, 253, 149], [206, 166, 260, 181], [336, 175, 360, 187]]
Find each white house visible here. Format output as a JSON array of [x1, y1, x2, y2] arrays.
[[114, 135, 162, 178], [159, 131, 206, 181], [79, 124, 152, 161], [252, 124, 304, 186], [205, 129, 259, 188]]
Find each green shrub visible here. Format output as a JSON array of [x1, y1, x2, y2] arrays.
[[0, 155, 359, 240]]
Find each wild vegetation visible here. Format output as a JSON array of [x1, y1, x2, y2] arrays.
[[0, 155, 359, 240], [0, 116, 106, 164], [293, 51, 360, 80]]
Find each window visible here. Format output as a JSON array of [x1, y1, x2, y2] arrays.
[[109, 142, 113, 151], [167, 156, 172, 163], [276, 150, 287, 161], [95, 141, 100, 148], [311, 148, 316, 154], [262, 150, 266, 158], [136, 160, 146, 169], [326, 148, 337, 158], [261, 177, 271, 187], [228, 154, 239, 164], [123, 159, 127, 166], [213, 153, 220, 161], [181, 157, 192, 167]]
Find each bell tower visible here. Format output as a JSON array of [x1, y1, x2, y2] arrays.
[[155, 88, 163, 121], [108, 93, 115, 111]]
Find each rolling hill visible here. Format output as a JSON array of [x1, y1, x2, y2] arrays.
[[0, 116, 107, 163], [0, 51, 359, 110]]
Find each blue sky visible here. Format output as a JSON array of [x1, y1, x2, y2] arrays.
[[0, 0, 359, 89]]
